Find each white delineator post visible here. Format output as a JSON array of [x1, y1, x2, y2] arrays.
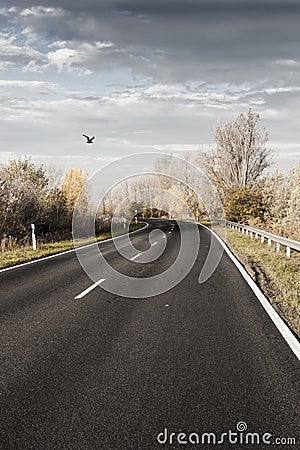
[[31, 223, 37, 250]]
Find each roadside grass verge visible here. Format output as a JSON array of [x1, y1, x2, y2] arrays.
[[216, 226, 300, 338], [0, 222, 145, 270]]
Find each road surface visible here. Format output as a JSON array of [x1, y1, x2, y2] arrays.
[[0, 220, 299, 449]]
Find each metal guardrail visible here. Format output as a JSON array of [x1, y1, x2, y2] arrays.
[[216, 219, 300, 257]]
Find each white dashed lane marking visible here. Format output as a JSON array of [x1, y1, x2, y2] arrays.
[[130, 253, 142, 261], [75, 278, 105, 299]]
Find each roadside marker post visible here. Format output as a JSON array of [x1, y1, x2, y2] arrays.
[[31, 223, 37, 251]]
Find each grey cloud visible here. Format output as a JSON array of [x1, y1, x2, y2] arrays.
[[7, 0, 300, 14], [0, 31, 47, 70], [0, 1, 299, 174], [1, 0, 299, 83]]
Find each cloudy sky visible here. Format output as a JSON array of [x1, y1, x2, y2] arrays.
[[1, 0, 300, 175]]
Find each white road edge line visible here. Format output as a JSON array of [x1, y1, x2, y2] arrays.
[[0, 223, 149, 274], [130, 253, 142, 261], [200, 222, 300, 361], [151, 242, 158, 246], [162, 236, 167, 239], [74, 278, 105, 299]]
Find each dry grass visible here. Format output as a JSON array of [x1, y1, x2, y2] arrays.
[[216, 226, 300, 338], [0, 222, 145, 270]]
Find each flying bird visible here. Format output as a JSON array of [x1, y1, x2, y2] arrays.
[[82, 134, 95, 144]]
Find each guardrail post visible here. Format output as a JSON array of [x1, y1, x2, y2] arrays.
[[268, 238, 272, 247], [276, 242, 280, 253], [261, 236, 265, 243], [286, 246, 291, 258], [250, 231, 253, 238], [255, 232, 258, 239]]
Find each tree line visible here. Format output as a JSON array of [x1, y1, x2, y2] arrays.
[[100, 108, 299, 239], [0, 108, 299, 247], [0, 160, 111, 246]]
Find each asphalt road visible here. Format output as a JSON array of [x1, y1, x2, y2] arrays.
[[0, 220, 299, 450]]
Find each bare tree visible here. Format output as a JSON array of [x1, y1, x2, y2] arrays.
[[261, 164, 300, 239], [199, 108, 272, 198], [155, 152, 208, 219], [286, 164, 300, 237]]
